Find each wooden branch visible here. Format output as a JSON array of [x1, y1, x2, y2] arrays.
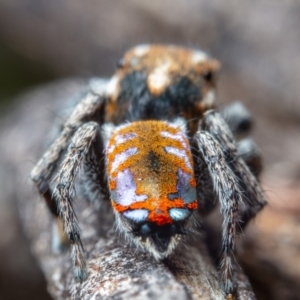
[[1, 79, 256, 300]]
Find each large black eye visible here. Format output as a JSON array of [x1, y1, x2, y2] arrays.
[[202, 70, 213, 81], [139, 223, 185, 238], [140, 224, 151, 237]]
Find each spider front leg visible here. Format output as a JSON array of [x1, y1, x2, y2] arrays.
[[195, 110, 267, 295], [53, 121, 104, 281], [30, 80, 107, 216], [80, 128, 109, 207], [201, 110, 267, 229], [30, 80, 107, 251], [194, 130, 242, 294]]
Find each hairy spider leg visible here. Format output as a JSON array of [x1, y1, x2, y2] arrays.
[[201, 111, 267, 228], [53, 121, 105, 281], [31, 81, 107, 263], [194, 110, 266, 294]]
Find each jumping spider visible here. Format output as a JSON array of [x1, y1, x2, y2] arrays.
[[31, 44, 266, 296]]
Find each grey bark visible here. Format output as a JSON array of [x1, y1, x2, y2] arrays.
[[0, 79, 256, 300]]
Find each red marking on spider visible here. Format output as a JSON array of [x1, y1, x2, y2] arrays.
[[107, 120, 197, 225]]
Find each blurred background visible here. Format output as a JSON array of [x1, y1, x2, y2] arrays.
[[0, 1, 299, 299]]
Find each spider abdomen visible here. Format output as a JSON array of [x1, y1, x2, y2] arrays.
[[106, 120, 198, 228]]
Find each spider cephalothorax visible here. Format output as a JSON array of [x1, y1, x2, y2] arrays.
[[31, 44, 266, 296], [105, 44, 220, 135]]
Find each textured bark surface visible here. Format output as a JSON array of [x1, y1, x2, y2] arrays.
[[0, 80, 257, 300], [239, 177, 300, 300], [1, 3, 300, 299]]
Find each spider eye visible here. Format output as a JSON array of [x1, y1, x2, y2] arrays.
[[202, 70, 213, 81], [140, 223, 151, 237], [138, 223, 183, 239]]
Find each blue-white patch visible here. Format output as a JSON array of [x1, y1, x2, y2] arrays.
[[110, 168, 148, 206], [111, 147, 138, 173], [123, 209, 149, 223], [164, 146, 192, 170], [169, 208, 191, 222], [176, 168, 197, 204]]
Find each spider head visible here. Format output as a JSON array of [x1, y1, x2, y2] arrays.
[[105, 120, 198, 259], [105, 44, 220, 135]]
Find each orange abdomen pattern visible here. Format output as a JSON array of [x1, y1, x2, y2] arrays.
[[106, 120, 198, 226]]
